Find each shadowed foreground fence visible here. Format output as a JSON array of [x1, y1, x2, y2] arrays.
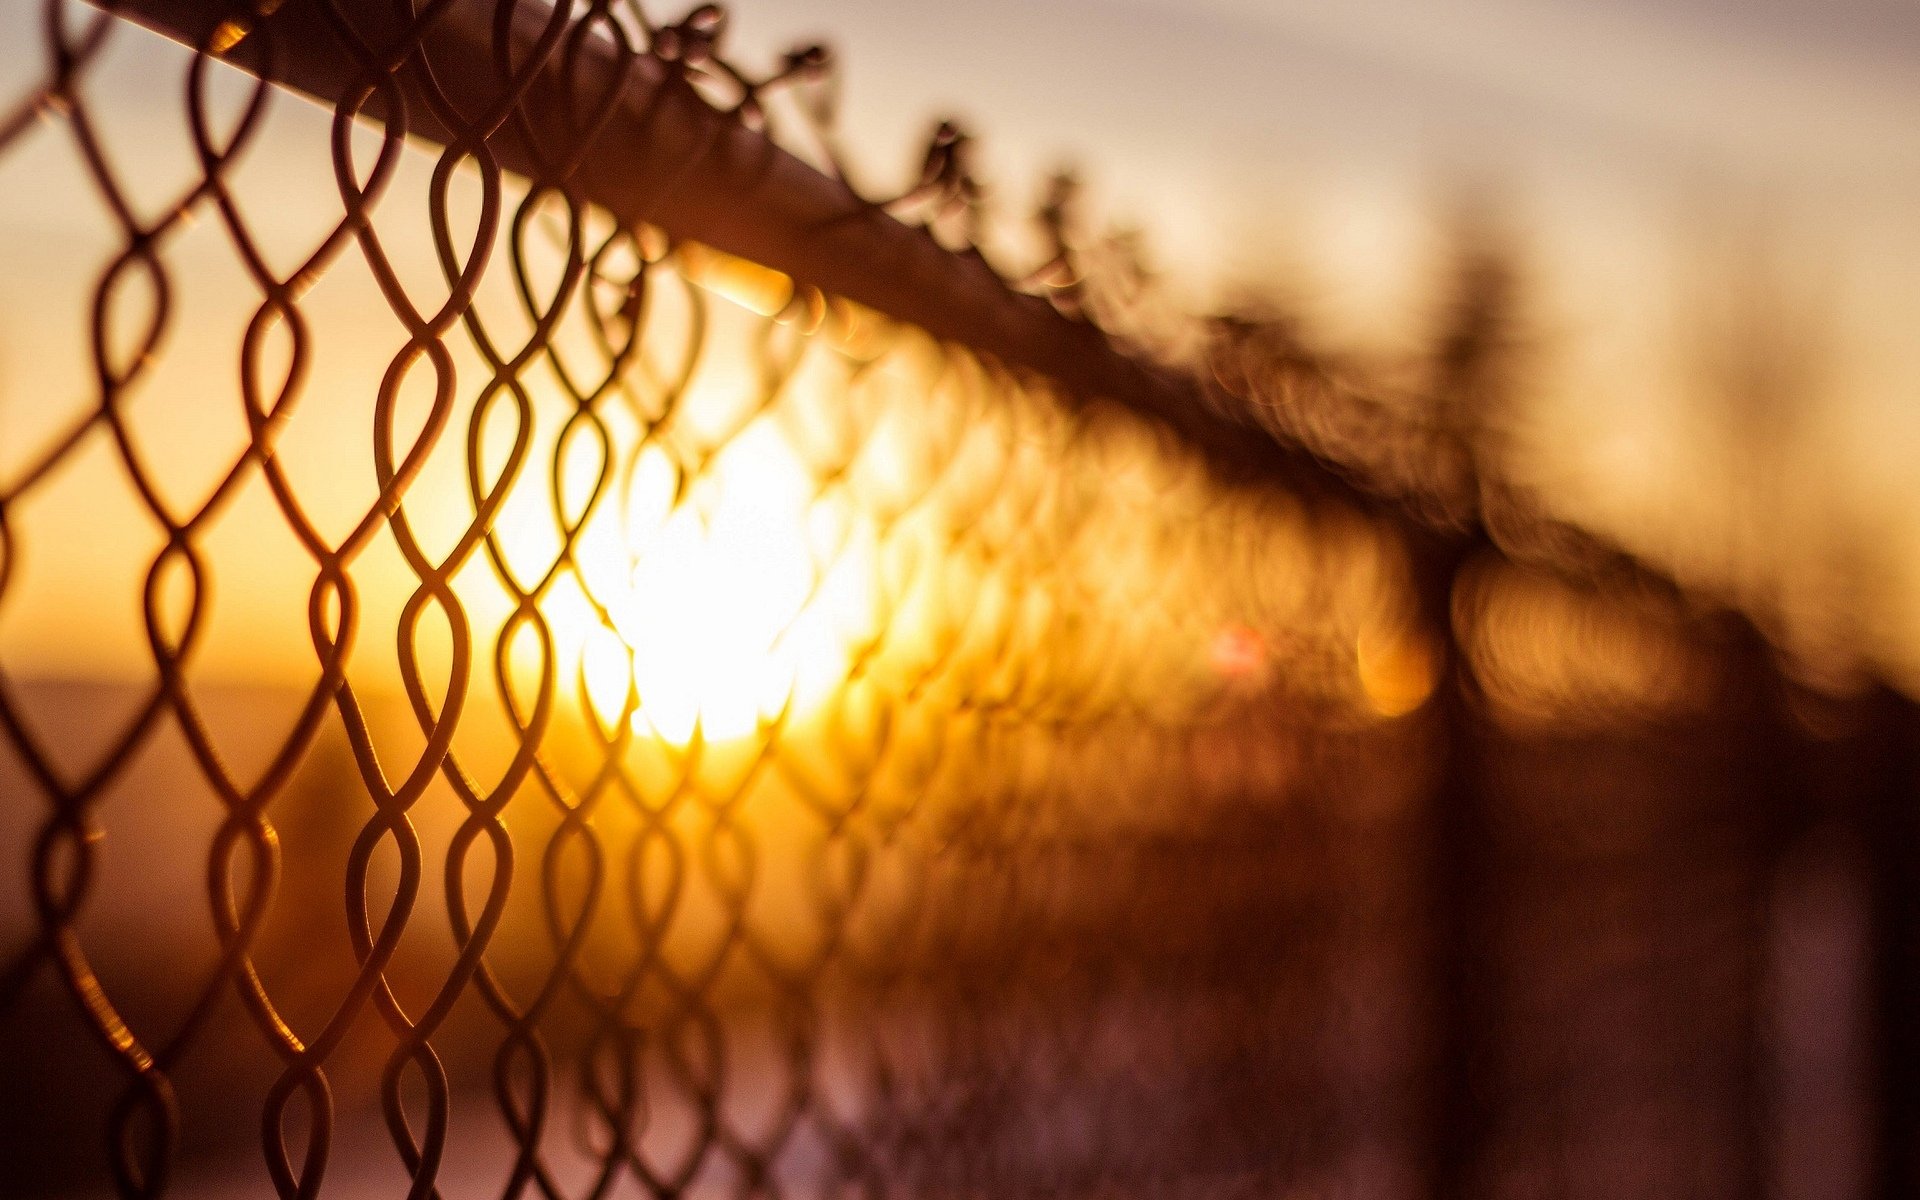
[[1, 2, 1916, 1198]]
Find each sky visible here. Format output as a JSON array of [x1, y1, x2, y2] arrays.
[[1, 0, 1918, 682], [706, 0, 1920, 676]]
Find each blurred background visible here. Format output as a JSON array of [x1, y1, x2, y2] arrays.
[[1, 1, 1917, 1198], [713, 0, 1920, 683]]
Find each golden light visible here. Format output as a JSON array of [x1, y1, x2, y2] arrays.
[[1357, 624, 1436, 719], [591, 424, 878, 744], [457, 246, 897, 750]]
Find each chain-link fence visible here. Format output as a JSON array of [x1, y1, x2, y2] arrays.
[[1, 2, 1916, 1198]]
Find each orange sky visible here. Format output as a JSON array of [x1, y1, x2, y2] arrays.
[[716, 0, 1920, 682], [2, 0, 1918, 686]]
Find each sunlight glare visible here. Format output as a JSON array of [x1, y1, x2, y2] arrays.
[[599, 423, 875, 744]]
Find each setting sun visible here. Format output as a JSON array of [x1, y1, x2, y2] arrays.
[[592, 425, 877, 744]]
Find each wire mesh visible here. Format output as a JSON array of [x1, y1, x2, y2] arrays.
[[0, 2, 1431, 1195], [2, 2, 1916, 1199]]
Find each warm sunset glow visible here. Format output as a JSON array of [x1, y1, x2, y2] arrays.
[[7, 8, 1920, 1198], [593, 426, 878, 744]]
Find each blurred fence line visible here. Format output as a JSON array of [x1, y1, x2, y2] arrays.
[[0, 1, 1915, 1198]]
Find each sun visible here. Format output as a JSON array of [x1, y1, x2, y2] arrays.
[[586, 422, 876, 745]]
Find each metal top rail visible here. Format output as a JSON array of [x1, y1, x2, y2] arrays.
[[102, 0, 1714, 614], [106, 0, 1342, 485]]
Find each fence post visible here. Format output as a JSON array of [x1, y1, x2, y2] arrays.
[[1727, 616, 1806, 1200], [1412, 524, 1493, 1200], [1860, 684, 1920, 1199]]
